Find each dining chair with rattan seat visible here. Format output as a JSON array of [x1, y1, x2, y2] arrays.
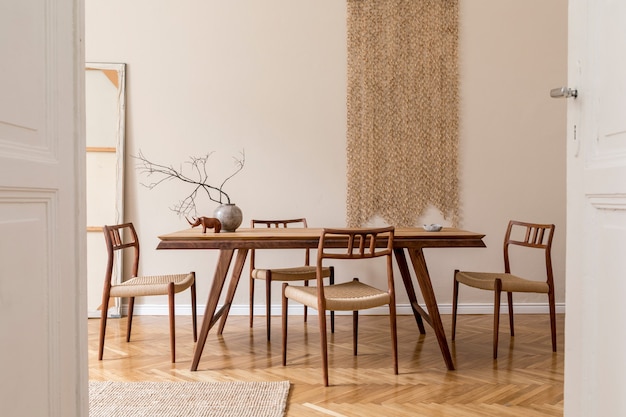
[[99, 222, 197, 363], [452, 220, 556, 359], [282, 226, 398, 386], [250, 218, 334, 341]]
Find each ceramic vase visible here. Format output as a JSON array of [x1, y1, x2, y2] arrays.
[[213, 203, 243, 232]]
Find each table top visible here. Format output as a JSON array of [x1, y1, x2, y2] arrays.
[[157, 227, 486, 250]]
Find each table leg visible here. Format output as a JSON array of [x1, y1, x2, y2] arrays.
[[217, 248, 249, 335], [407, 247, 455, 371], [190, 249, 235, 371], [393, 248, 426, 334]]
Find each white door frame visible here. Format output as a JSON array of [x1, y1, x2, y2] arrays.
[[0, 1, 87, 415], [565, 0, 626, 415]]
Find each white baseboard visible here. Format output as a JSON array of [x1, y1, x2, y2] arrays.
[[117, 302, 566, 317]]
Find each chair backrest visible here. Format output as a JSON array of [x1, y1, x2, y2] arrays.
[[250, 218, 310, 268], [503, 220, 555, 285], [317, 226, 395, 291], [318, 226, 394, 260], [103, 223, 140, 286]]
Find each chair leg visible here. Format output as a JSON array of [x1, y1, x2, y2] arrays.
[[352, 277, 359, 355], [319, 309, 329, 387], [389, 301, 399, 375], [451, 270, 459, 340], [98, 297, 110, 360], [330, 267, 335, 334], [493, 279, 502, 359], [191, 274, 198, 342], [281, 283, 288, 366], [265, 275, 272, 341], [548, 288, 557, 352], [507, 291, 515, 336], [126, 297, 135, 342], [249, 275, 255, 329], [303, 280, 309, 323], [168, 282, 176, 363], [353, 310, 359, 356]]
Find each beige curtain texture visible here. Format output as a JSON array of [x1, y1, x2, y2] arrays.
[[346, 0, 460, 227]]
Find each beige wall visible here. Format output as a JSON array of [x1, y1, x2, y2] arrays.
[[85, 0, 567, 315]]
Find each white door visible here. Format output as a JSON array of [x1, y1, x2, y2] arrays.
[[0, 1, 87, 416], [565, 0, 626, 415]]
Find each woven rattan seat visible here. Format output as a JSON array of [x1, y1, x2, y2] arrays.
[[455, 271, 550, 293], [285, 280, 391, 311]]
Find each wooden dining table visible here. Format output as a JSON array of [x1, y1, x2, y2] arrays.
[[157, 226, 485, 371]]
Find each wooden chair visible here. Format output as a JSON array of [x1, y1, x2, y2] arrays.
[[250, 218, 334, 341], [282, 226, 398, 386], [452, 220, 556, 359], [99, 223, 197, 363]]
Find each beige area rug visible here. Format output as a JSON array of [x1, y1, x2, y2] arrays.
[[89, 380, 290, 417]]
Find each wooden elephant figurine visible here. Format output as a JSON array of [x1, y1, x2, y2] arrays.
[[187, 216, 222, 233]]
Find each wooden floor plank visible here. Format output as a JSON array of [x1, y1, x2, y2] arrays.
[[89, 313, 564, 416]]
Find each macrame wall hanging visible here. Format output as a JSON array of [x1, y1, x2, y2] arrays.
[[346, 0, 460, 227]]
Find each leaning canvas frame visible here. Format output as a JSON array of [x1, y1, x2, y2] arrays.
[[85, 62, 126, 318]]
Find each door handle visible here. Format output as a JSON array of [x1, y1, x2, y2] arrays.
[[550, 87, 578, 98]]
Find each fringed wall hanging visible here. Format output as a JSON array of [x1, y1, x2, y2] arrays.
[[346, 0, 460, 227]]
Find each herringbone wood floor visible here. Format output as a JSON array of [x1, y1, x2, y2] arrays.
[[89, 313, 564, 416]]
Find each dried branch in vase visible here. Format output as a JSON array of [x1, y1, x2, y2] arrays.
[[135, 149, 245, 218]]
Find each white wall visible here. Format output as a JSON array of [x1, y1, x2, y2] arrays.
[[85, 0, 567, 316]]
